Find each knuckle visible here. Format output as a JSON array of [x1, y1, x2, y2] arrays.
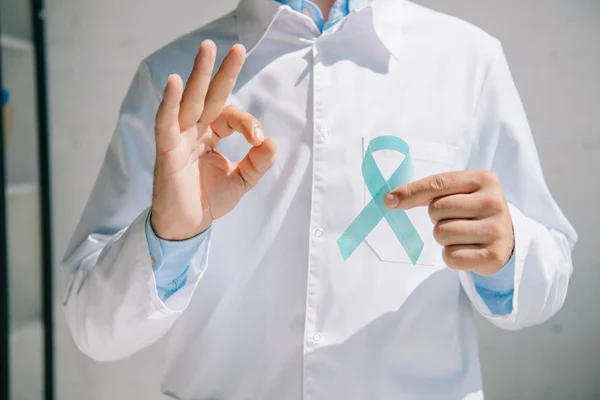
[[428, 198, 452, 221], [428, 200, 439, 212], [478, 170, 499, 186], [428, 198, 444, 213], [197, 115, 210, 126], [430, 174, 450, 191], [486, 246, 505, 263], [201, 100, 223, 120], [442, 248, 460, 269], [187, 98, 205, 111], [242, 112, 257, 129], [199, 109, 220, 127], [221, 104, 236, 117], [395, 185, 411, 201], [481, 194, 504, 213], [486, 221, 504, 238], [428, 201, 440, 221], [433, 222, 450, 242], [180, 91, 203, 108], [222, 66, 241, 79]]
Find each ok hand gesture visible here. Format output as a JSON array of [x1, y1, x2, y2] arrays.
[[151, 41, 277, 240]]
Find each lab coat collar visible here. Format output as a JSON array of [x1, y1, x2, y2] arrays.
[[236, 0, 406, 58]]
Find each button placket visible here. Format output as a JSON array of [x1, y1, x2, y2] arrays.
[[303, 39, 329, 400]]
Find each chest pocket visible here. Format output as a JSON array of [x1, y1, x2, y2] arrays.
[[362, 136, 459, 267]]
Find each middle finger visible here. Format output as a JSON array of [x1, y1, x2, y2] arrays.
[[428, 193, 491, 223], [433, 219, 498, 247], [198, 44, 246, 128], [179, 40, 217, 131]]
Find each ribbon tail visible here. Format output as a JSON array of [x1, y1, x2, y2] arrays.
[[337, 200, 383, 261], [384, 210, 424, 265]]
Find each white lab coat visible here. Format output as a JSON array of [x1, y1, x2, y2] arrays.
[[62, 0, 577, 399]]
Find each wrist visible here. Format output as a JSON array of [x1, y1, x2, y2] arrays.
[[150, 209, 211, 241]]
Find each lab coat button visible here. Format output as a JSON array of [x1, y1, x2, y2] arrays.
[[314, 228, 324, 238]]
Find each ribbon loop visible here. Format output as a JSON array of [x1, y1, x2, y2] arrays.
[[337, 136, 424, 264]]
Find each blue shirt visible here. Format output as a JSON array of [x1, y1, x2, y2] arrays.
[[147, 0, 515, 315], [278, 0, 368, 32]]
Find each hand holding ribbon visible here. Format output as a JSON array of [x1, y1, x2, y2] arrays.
[[385, 170, 515, 276]]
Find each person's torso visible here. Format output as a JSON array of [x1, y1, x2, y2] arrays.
[[144, 1, 497, 398]]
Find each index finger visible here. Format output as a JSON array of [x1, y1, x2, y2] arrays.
[[385, 171, 481, 209], [206, 105, 264, 149]]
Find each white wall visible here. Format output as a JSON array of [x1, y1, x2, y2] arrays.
[[48, 1, 600, 399]]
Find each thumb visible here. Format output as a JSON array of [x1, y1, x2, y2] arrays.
[[235, 137, 277, 191]]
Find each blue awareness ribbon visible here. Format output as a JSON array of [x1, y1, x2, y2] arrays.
[[337, 136, 424, 264]]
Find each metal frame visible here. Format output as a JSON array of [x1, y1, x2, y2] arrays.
[[31, 0, 55, 398], [0, 13, 10, 398], [0, 0, 54, 398]]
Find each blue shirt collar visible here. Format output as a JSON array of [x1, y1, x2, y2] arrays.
[[237, 0, 407, 59], [275, 0, 367, 32]]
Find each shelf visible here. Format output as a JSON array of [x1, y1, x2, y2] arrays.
[[0, 34, 34, 52]]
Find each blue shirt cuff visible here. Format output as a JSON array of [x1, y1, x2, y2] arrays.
[[145, 212, 210, 302], [470, 254, 516, 315]]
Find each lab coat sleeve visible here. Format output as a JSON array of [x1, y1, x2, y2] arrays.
[[61, 62, 210, 361], [459, 42, 578, 330]]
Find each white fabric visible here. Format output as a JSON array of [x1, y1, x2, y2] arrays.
[[62, 0, 577, 399]]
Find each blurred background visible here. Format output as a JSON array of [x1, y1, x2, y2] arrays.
[[1, 0, 599, 399]]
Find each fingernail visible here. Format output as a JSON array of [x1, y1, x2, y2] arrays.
[[385, 194, 399, 208], [254, 125, 264, 142]]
